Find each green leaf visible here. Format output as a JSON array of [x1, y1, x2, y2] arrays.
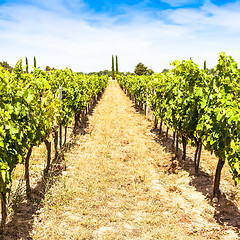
[[25, 91, 34, 103], [9, 124, 19, 135], [230, 140, 236, 150], [195, 87, 203, 97]]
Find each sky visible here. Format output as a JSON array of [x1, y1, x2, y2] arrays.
[[0, 0, 240, 73]]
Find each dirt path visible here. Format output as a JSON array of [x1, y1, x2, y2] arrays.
[[29, 80, 239, 239]]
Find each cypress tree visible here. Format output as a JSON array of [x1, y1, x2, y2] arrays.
[[116, 55, 118, 75], [34, 56, 36, 68], [25, 57, 28, 73], [204, 60, 207, 70], [112, 55, 115, 79]]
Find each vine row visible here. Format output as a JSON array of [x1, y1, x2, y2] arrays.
[[117, 52, 240, 201], [0, 60, 108, 232]]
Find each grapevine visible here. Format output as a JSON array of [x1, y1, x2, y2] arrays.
[[117, 52, 240, 201], [0, 61, 108, 232]]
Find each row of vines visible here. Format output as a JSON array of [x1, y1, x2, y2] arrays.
[[0, 60, 108, 233], [117, 52, 240, 201]]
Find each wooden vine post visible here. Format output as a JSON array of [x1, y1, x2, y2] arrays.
[[146, 86, 149, 116], [64, 126, 67, 146], [54, 130, 58, 160], [59, 86, 63, 149]]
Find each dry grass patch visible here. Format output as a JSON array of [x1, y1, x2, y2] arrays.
[[3, 124, 77, 239]]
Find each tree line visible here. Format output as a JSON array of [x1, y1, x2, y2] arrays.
[[2, 56, 218, 77]]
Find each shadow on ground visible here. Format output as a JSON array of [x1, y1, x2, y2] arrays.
[[150, 126, 240, 235], [120, 86, 240, 236], [1, 91, 105, 240]]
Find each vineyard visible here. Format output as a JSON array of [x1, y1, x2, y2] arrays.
[[1, 53, 240, 239], [117, 52, 240, 200], [0, 60, 108, 234]]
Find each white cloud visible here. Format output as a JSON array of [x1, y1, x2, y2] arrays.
[[0, 1, 240, 72], [202, 1, 240, 32], [160, 0, 200, 7], [167, 1, 240, 32]]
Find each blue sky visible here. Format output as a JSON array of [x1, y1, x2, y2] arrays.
[[0, 0, 240, 72]]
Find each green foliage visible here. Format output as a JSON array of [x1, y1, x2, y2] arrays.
[[0, 61, 108, 194], [45, 66, 51, 72], [25, 57, 28, 73], [116, 55, 118, 74], [88, 70, 112, 77], [147, 69, 154, 75], [0, 60, 58, 192], [0, 61, 13, 72], [34, 56, 36, 68], [134, 62, 148, 76], [117, 74, 149, 105], [118, 52, 240, 186], [134, 63, 154, 76], [112, 55, 115, 79]]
